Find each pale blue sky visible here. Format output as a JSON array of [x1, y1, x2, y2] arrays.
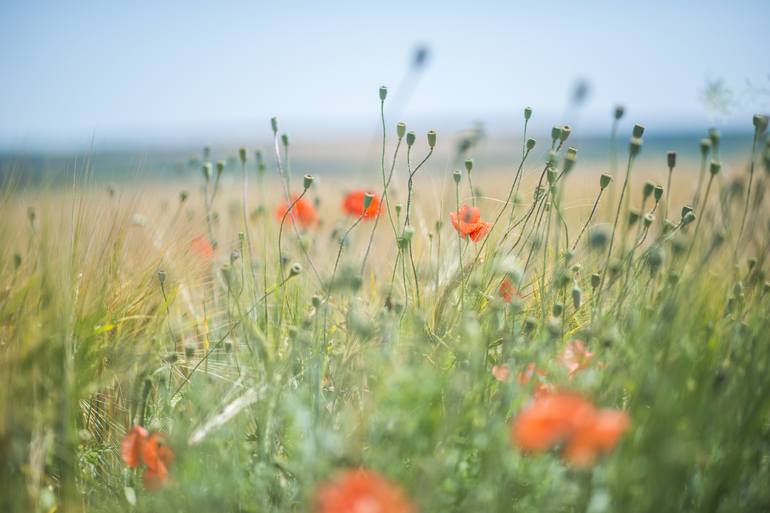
[[1, 0, 768, 150]]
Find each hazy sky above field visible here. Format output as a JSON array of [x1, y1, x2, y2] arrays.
[[1, 0, 768, 150]]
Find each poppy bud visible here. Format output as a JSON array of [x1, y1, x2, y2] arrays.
[[564, 147, 577, 173], [551, 126, 562, 143], [648, 245, 664, 273], [185, 343, 196, 358], [402, 226, 415, 242], [560, 125, 572, 143], [642, 181, 654, 200], [311, 295, 322, 308], [270, 117, 278, 135], [710, 161, 721, 175], [614, 105, 625, 120], [157, 270, 167, 285], [203, 146, 211, 160], [591, 272, 601, 289], [667, 151, 677, 169], [202, 162, 212, 182], [654, 185, 664, 203], [179, 190, 188, 203], [547, 167, 557, 185], [632, 124, 645, 138], [572, 286, 582, 309], [629, 137, 643, 157], [427, 130, 437, 148], [453, 170, 462, 184], [708, 127, 720, 146], [699, 138, 711, 156], [216, 161, 225, 177], [289, 263, 303, 277], [239, 148, 247, 165], [303, 174, 314, 189], [681, 211, 696, 226], [395, 203, 403, 217], [524, 317, 538, 333], [406, 131, 416, 147], [552, 302, 564, 317], [363, 192, 374, 211], [588, 225, 609, 250], [681, 205, 693, 219], [524, 106, 533, 120], [643, 213, 654, 227], [379, 85, 388, 101], [465, 158, 473, 173], [281, 134, 289, 148], [753, 114, 768, 136], [628, 209, 641, 227], [526, 138, 536, 151], [397, 122, 406, 139], [600, 173, 612, 189]]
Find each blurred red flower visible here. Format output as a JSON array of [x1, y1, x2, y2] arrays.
[[517, 362, 552, 397], [120, 426, 174, 490], [559, 340, 594, 377], [315, 469, 415, 513], [342, 190, 381, 219], [191, 235, 214, 259], [498, 276, 519, 302], [450, 205, 490, 242], [276, 194, 318, 228]]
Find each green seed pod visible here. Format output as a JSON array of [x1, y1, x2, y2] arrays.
[[614, 105, 625, 120], [681, 211, 696, 226], [681, 205, 693, 219], [710, 161, 721, 175], [708, 127, 720, 146], [628, 209, 641, 227], [202, 162, 212, 182], [311, 295, 322, 308], [395, 203, 403, 217], [427, 130, 437, 148], [379, 85, 388, 101], [406, 131, 416, 147], [216, 161, 225, 177], [591, 272, 601, 289], [184, 343, 196, 358], [524, 316, 538, 333], [560, 125, 572, 143], [289, 263, 303, 277], [552, 302, 564, 317], [363, 192, 374, 211], [157, 270, 167, 285], [648, 245, 664, 274], [551, 126, 562, 143], [643, 213, 654, 227], [270, 117, 278, 135], [203, 146, 211, 160], [667, 150, 677, 169], [642, 181, 655, 200], [452, 170, 462, 184], [255, 150, 266, 173], [629, 136, 643, 157], [526, 138, 536, 151], [699, 138, 711, 156], [632, 124, 645, 138], [564, 147, 577, 173], [524, 106, 533, 120], [281, 133, 289, 148], [239, 148, 247, 165], [588, 225, 609, 251], [303, 174, 314, 189], [546, 318, 562, 338], [396, 122, 406, 139], [464, 158, 473, 173], [754, 114, 768, 135], [13, 253, 22, 269], [654, 185, 664, 203], [547, 167, 557, 185], [600, 173, 612, 189], [402, 225, 415, 242]]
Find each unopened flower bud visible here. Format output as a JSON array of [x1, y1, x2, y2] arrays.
[[524, 106, 533, 120], [591, 272, 601, 289], [654, 185, 664, 202], [452, 170, 462, 184], [464, 158, 473, 173], [571, 286, 582, 309], [632, 124, 645, 138], [303, 174, 314, 189], [643, 181, 654, 200], [379, 85, 387, 101], [560, 125, 572, 143], [270, 117, 278, 135], [526, 138, 536, 151], [614, 105, 625, 120], [710, 161, 721, 175], [600, 173, 612, 189], [363, 192, 374, 211], [406, 131, 416, 147]]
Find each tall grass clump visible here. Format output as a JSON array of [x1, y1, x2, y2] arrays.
[[1, 94, 770, 513]]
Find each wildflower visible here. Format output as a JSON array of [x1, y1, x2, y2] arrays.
[[559, 340, 594, 377], [121, 426, 174, 490], [450, 205, 490, 242], [564, 409, 630, 467], [191, 235, 214, 259], [492, 364, 510, 382], [517, 363, 552, 397], [276, 194, 318, 228], [498, 276, 520, 302], [315, 469, 415, 513], [342, 190, 381, 219]]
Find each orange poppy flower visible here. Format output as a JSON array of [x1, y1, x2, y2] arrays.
[[342, 190, 381, 219], [564, 409, 630, 467], [517, 362, 552, 397], [492, 363, 510, 383], [141, 432, 175, 490], [512, 392, 596, 452], [315, 469, 415, 513], [191, 235, 214, 259], [498, 276, 519, 302], [121, 425, 149, 468], [559, 340, 594, 377], [450, 205, 490, 242], [276, 194, 318, 228]]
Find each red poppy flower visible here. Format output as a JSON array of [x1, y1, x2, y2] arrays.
[[315, 469, 415, 513], [191, 235, 214, 259], [498, 276, 520, 302], [564, 409, 630, 467], [450, 205, 490, 242], [517, 362, 552, 397], [121, 425, 149, 468], [276, 194, 318, 228], [559, 340, 594, 377], [342, 190, 381, 219]]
